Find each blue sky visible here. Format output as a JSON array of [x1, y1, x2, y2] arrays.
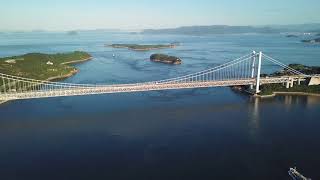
[[0, 0, 320, 31]]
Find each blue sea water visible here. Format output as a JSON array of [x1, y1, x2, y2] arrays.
[[0, 31, 320, 180]]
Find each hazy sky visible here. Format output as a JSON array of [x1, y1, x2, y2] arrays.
[[1, 0, 320, 31]]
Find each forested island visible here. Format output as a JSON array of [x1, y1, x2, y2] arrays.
[[150, 54, 182, 65], [0, 51, 92, 82], [108, 43, 178, 51]]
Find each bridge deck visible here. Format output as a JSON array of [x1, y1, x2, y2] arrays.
[[0, 77, 301, 100]]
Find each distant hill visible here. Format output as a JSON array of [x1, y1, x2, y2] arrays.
[[142, 24, 320, 35], [142, 25, 282, 35], [266, 23, 320, 32]]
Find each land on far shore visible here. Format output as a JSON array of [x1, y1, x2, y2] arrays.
[[259, 64, 320, 96], [0, 51, 92, 83], [302, 37, 320, 44], [234, 64, 320, 96], [107, 43, 179, 51], [142, 24, 320, 35]]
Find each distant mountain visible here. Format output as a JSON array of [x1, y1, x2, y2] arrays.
[[76, 29, 121, 33], [142, 25, 282, 35], [142, 24, 320, 35], [266, 23, 320, 32]]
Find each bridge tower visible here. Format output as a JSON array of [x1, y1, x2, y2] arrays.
[[255, 52, 262, 94], [250, 51, 256, 89]]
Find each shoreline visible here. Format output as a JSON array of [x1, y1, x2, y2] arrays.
[[48, 57, 92, 81], [129, 47, 175, 51], [151, 59, 182, 65], [60, 57, 92, 65], [108, 45, 176, 51], [0, 57, 92, 105], [256, 91, 320, 98], [46, 69, 79, 82]]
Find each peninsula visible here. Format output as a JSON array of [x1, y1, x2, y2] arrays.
[[233, 64, 320, 97], [0, 51, 92, 82], [108, 43, 178, 51], [258, 64, 320, 96], [150, 54, 182, 65]]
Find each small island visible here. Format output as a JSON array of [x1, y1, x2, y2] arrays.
[[302, 37, 320, 44], [67, 31, 78, 36], [286, 34, 299, 38], [150, 54, 182, 65], [108, 43, 178, 51], [0, 51, 92, 82]]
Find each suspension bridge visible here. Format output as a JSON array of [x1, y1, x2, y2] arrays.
[[0, 51, 318, 102]]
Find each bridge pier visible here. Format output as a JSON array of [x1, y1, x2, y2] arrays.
[[286, 81, 290, 89], [285, 78, 294, 89], [297, 78, 301, 85]]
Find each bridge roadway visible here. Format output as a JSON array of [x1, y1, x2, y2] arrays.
[[0, 76, 306, 101]]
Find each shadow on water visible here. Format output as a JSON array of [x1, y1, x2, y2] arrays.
[[0, 94, 320, 179]]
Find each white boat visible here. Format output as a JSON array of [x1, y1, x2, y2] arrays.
[[288, 168, 311, 180]]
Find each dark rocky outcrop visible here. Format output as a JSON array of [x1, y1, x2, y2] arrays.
[[150, 54, 182, 65]]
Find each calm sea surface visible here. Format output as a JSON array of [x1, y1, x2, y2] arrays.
[[0, 32, 320, 180]]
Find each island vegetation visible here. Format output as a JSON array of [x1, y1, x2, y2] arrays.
[[0, 51, 92, 83], [233, 64, 320, 96], [150, 54, 182, 65], [259, 83, 320, 96], [270, 64, 320, 76], [259, 64, 320, 95], [108, 43, 178, 51]]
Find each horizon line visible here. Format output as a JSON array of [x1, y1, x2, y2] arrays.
[[1, 22, 320, 32]]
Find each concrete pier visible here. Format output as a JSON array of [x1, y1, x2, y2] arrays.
[[290, 78, 294, 88], [286, 81, 290, 88]]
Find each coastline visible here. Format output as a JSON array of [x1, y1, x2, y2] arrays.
[[151, 59, 182, 65], [129, 47, 175, 51], [256, 91, 320, 98], [108, 45, 176, 51], [48, 57, 92, 81], [46, 69, 79, 81], [60, 57, 92, 65], [0, 57, 92, 105]]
